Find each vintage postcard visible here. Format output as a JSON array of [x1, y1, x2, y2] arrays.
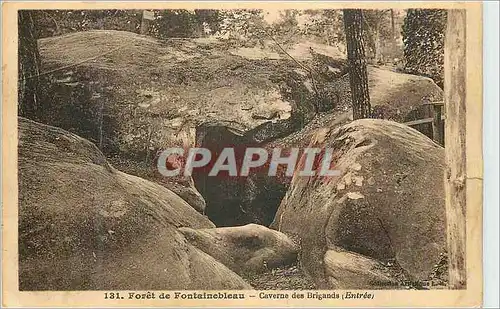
[[2, 1, 483, 307]]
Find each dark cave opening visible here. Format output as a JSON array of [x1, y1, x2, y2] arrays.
[[191, 123, 288, 227]]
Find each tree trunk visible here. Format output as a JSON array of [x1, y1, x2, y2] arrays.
[[444, 9, 467, 289], [374, 21, 381, 63], [390, 9, 397, 58], [343, 9, 371, 119], [18, 10, 42, 120], [390, 9, 396, 40], [140, 17, 150, 35]]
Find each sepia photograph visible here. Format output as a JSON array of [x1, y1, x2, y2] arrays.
[[2, 2, 485, 307]]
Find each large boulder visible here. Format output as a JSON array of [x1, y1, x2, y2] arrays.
[[271, 119, 446, 289], [331, 66, 443, 122], [37, 31, 323, 158], [179, 224, 299, 275], [18, 117, 251, 290], [323, 250, 398, 289]]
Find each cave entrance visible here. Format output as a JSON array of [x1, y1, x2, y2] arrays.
[[191, 122, 287, 227]]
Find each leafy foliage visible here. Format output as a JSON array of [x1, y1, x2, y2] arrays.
[[33, 10, 142, 38], [150, 10, 222, 38], [362, 10, 396, 63], [151, 10, 200, 38], [215, 9, 274, 47], [301, 10, 345, 47], [215, 10, 303, 47], [402, 9, 447, 88], [33, 9, 222, 39]]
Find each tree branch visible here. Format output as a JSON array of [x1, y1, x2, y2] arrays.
[[261, 27, 322, 114]]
